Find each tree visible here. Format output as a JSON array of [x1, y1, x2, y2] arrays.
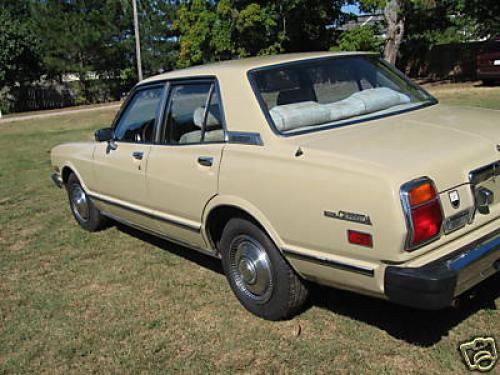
[[174, 0, 347, 68], [358, 0, 436, 64], [458, 0, 500, 39], [330, 25, 383, 52], [31, 0, 133, 80], [137, 0, 180, 75], [174, 0, 283, 67], [0, 2, 41, 87]]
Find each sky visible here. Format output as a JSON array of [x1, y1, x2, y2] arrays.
[[342, 4, 362, 15]]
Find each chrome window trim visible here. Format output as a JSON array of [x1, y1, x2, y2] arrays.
[[157, 77, 228, 146], [110, 83, 168, 144], [400, 177, 444, 251], [200, 84, 215, 142], [226, 132, 264, 146]]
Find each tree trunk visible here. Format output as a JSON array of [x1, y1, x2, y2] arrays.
[[383, 0, 405, 65]]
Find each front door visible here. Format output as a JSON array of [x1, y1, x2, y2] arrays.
[[93, 84, 166, 224], [146, 80, 226, 248]]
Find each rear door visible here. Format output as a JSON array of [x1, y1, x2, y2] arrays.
[[146, 79, 226, 248]]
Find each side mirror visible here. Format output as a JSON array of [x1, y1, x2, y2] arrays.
[[95, 127, 114, 142]]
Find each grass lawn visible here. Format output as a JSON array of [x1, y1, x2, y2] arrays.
[[0, 83, 498, 374], [424, 81, 500, 110]]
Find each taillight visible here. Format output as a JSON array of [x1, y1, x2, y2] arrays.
[[400, 177, 443, 250]]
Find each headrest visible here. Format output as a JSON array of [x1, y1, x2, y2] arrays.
[[193, 105, 221, 128]]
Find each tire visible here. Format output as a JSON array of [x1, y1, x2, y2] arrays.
[[220, 218, 309, 320], [482, 79, 497, 86], [66, 173, 107, 232]]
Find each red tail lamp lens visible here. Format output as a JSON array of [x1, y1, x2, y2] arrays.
[[348, 230, 373, 248], [402, 178, 443, 249], [409, 198, 443, 247]]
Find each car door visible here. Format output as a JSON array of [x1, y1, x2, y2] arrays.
[[92, 84, 166, 223], [146, 79, 226, 248]]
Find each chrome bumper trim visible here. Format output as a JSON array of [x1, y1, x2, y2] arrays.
[[448, 232, 500, 271]]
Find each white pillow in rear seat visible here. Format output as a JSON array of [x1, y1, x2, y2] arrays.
[[270, 101, 330, 131], [351, 87, 410, 113], [323, 96, 366, 122]]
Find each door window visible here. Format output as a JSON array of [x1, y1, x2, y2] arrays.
[[114, 86, 165, 143], [162, 83, 225, 145]]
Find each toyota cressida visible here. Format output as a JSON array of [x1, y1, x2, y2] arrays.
[[51, 52, 500, 320]]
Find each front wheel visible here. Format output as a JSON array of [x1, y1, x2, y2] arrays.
[[220, 218, 309, 320], [66, 173, 107, 232]]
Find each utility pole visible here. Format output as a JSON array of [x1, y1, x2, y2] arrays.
[[132, 0, 143, 81]]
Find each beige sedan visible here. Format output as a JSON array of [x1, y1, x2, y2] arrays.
[[51, 52, 500, 320]]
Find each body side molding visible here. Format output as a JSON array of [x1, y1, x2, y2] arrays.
[[283, 248, 375, 277], [89, 194, 201, 233]]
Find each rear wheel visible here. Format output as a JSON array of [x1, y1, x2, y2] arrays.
[[66, 173, 107, 231], [220, 218, 308, 320]]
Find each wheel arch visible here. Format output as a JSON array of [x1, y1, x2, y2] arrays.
[[203, 196, 286, 255], [60, 163, 89, 191]]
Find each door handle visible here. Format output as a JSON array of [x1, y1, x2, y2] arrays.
[[197, 156, 214, 167], [132, 151, 144, 160]]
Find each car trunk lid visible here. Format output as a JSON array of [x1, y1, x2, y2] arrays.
[[290, 103, 500, 231]]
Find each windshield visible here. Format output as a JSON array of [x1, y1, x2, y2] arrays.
[[249, 55, 436, 135]]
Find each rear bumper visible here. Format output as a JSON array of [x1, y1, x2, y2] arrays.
[[384, 229, 500, 309], [51, 173, 64, 189]]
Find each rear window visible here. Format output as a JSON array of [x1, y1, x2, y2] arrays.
[[250, 55, 435, 135]]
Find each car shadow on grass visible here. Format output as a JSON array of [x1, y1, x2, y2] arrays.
[[116, 223, 498, 347], [308, 273, 499, 347], [116, 224, 224, 275]]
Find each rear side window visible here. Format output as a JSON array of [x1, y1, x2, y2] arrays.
[[161, 82, 225, 145], [114, 86, 165, 143]]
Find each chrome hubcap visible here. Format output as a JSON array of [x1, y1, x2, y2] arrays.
[[229, 235, 273, 303], [70, 184, 89, 222]]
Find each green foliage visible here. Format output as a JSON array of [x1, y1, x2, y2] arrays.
[[137, 0, 179, 75], [456, 0, 500, 39], [174, 0, 284, 68], [358, 0, 436, 13], [175, 0, 217, 68], [28, 0, 179, 79], [0, 5, 41, 87], [331, 25, 383, 52], [174, 0, 346, 68], [31, 0, 133, 79]]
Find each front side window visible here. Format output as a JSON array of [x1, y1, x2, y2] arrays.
[[250, 55, 436, 135], [114, 86, 165, 143], [162, 82, 225, 145]]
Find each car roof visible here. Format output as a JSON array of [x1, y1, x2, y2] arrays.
[[140, 51, 374, 85]]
